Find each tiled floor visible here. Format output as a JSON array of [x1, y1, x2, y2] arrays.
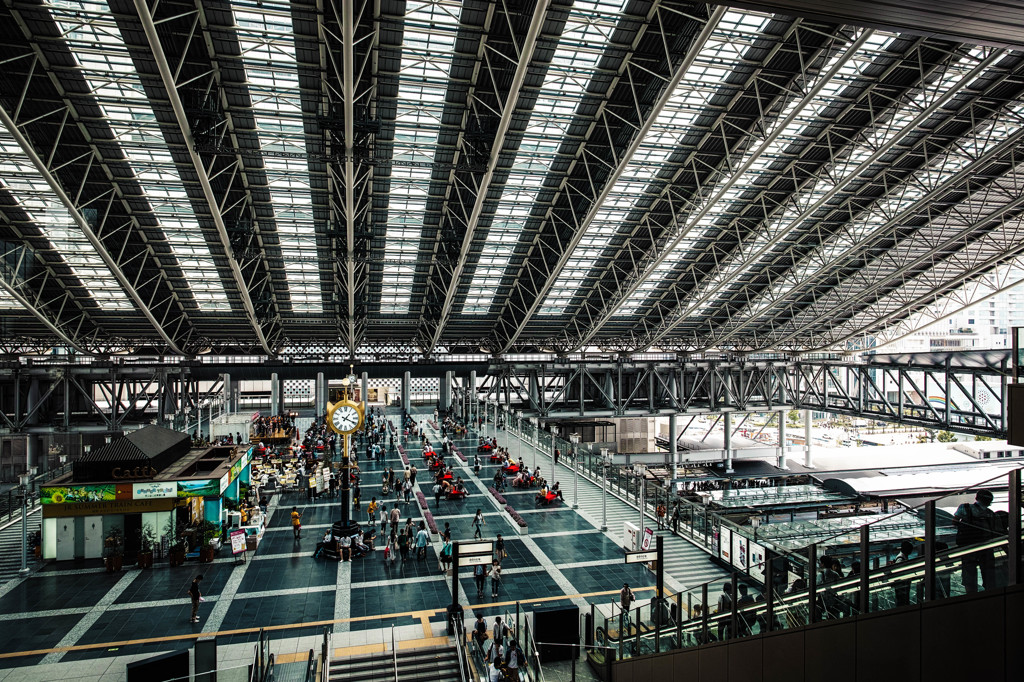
[[0, 409, 723, 680]]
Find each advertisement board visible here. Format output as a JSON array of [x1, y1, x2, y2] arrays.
[[641, 526, 655, 551], [41, 485, 116, 505], [732, 534, 748, 571], [230, 529, 247, 555], [176, 479, 220, 498], [748, 541, 767, 583], [132, 482, 178, 500], [719, 526, 732, 564]]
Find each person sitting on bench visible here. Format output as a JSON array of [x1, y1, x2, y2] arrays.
[[552, 481, 563, 499]]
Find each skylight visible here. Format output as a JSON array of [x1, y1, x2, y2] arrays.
[[378, 0, 461, 315], [537, 10, 772, 315], [460, 0, 620, 314], [234, 1, 323, 313], [51, 0, 230, 311]]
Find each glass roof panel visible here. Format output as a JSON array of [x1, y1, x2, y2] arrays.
[[537, 10, 773, 315], [233, 0, 323, 313], [50, 0, 229, 311], [378, 0, 461, 315], [460, 0, 620, 314]]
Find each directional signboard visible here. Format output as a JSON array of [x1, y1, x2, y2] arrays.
[[625, 551, 657, 564], [458, 554, 492, 567], [458, 541, 493, 556]]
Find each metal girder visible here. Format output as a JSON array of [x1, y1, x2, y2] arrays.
[[132, 0, 276, 356], [766, 158, 1024, 349], [612, 48, 1007, 351], [564, 28, 874, 350], [492, 4, 728, 354], [340, 0, 359, 354], [487, 355, 1010, 435], [417, 0, 552, 356], [707, 117, 1024, 350], [0, 75, 192, 356]]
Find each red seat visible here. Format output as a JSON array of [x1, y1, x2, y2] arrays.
[[488, 454, 502, 462], [503, 465, 520, 474]]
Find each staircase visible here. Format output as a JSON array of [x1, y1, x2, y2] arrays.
[[0, 508, 40, 585], [329, 645, 464, 682]]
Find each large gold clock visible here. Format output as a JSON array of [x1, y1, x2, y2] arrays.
[[327, 399, 364, 435]]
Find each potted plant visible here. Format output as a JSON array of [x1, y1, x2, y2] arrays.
[[166, 517, 187, 567], [137, 525, 156, 569], [199, 520, 220, 563], [104, 526, 124, 573]]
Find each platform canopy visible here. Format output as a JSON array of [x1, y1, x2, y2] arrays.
[[2, 0, 1024, 359]]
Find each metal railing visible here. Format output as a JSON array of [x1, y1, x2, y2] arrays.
[[590, 467, 1022, 665], [302, 649, 316, 682], [391, 625, 398, 682], [452, 620, 468, 682], [320, 627, 332, 682]]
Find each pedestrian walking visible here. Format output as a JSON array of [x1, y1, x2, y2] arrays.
[[291, 507, 302, 538], [474, 562, 487, 598], [433, 481, 443, 508], [188, 574, 204, 623]]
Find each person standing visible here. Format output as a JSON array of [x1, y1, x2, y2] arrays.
[[188, 574, 204, 623], [291, 507, 302, 539], [488, 560, 502, 598], [472, 509, 485, 539], [495, 534, 505, 563], [954, 489, 1000, 592], [410, 464, 418, 486], [433, 481, 443, 508], [367, 497, 378, 527]]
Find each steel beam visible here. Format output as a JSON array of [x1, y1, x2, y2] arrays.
[[418, 0, 552, 356], [494, 5, 728, 354], [568, 30, 873, 350], [342, 0, 358, 355], [630, 49, 1006, 350], [133, 0, 275, 356]]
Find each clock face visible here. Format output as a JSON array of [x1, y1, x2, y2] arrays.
[[332, 404, 361, 433]]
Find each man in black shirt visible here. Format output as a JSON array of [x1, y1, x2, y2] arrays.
[[189, 575, 204, 623]]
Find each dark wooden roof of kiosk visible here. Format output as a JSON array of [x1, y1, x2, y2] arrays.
[[73, 425, 192, 483]]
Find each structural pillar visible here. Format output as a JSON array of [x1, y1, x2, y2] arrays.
[[723, 412, 734, 473], [222, 373, 232, 416], [668, 413, 678, 478], [316, 372, 326, 416], [777, 413, 788, 470], [469, 371, 477, 426], [361, 372, 369, 406], [440, 371, 452, 413], [403, 371, 411, 412], [270, 373, 280, 416], [804, 408, 814, 468]]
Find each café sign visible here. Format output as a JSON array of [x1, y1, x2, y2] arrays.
[[133, 481, 178, 499]]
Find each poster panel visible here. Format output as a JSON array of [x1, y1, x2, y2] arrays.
[[719, 526, 732, 564]]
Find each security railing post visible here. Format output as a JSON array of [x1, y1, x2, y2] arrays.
[[924, 501, 936, 601], [859, 525, 870, 614], [808, 543, 818, 624], [1010, 469, 1021, 586]]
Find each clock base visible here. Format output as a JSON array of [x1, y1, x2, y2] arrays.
[[332, 519, 362, 538]]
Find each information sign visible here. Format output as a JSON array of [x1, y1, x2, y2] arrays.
[[457, 541, 493, 556], [625, 551, 657, 564], [458, 554, 492, 567]]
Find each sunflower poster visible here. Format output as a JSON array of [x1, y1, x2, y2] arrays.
[[41, 485, 116, 504]]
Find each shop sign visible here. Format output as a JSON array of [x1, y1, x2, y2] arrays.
[[176, 479, 220, 498], [110, 465, 158, 480], [133, 482, 178, 500], [41, 485, 115, 505], [219, 473, 231, 494]]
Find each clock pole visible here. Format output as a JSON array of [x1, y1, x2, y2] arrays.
[[333, 432, 360, 537]]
